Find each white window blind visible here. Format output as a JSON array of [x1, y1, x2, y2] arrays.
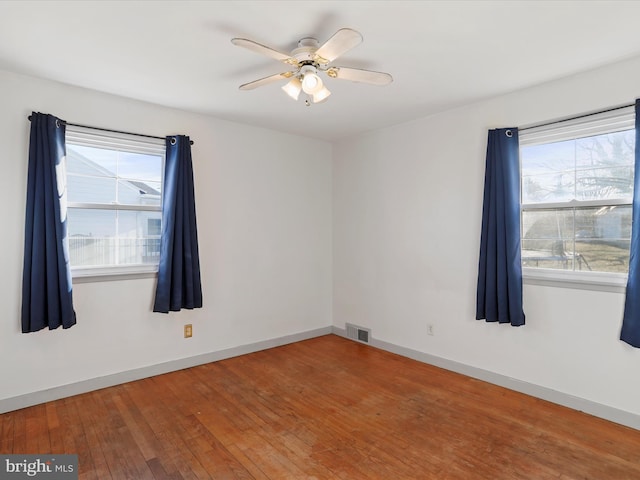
[[519, 105, 635, 147]]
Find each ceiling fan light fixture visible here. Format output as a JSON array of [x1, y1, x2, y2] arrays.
[[312, 85, 331, 104], [299, 64, 324, 95], [302, 73, 322, 94], [282, 77, 302, 100]]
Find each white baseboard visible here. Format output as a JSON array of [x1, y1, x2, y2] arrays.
[[0, 326, 333, 414], [332, 326, 640, 431]]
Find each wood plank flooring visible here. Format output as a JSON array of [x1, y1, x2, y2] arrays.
[[2, 334, 640, 479]]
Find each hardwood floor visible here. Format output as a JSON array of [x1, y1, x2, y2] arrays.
[[2, 334, 640, 479]]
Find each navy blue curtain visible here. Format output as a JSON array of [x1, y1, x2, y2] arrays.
[[153, 135, 203, 313], [621, 100, 640, 347], [21, 112, 76, 332], [476, 128, 525, 326]]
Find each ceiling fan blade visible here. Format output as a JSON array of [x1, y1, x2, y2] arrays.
[[326, 67, 393, 86], [239, 72, 296, 91], [231, 38, 296, 64], [314, 28, 363, 63]]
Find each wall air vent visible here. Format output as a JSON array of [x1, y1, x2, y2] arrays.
[[346, 323, 371, 344]]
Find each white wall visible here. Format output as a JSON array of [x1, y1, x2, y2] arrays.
[[0, 69, 332, 403], [333, 56, 640, 418]]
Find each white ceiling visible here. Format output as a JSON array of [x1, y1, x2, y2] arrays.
[[2, 1, 640, 141]]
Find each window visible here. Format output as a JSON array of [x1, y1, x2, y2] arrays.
[[65, 126, 165, 277], [519, 106, 635, 286]]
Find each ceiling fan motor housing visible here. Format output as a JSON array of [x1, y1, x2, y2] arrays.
[[292, 37, 322, 64]]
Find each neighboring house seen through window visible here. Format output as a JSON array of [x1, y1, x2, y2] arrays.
[[65, 126, 165, 277], [519, 106, 635, 287]]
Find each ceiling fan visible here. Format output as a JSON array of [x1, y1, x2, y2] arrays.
[[231, 28, 393, 105]]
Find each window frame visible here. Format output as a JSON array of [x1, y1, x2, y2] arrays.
[[519, 106, 635, 292], [65, 126, 165, 281]]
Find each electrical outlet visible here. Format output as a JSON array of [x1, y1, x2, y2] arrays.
[[427, 324, 434, 336], [184, 324, 193, 338]]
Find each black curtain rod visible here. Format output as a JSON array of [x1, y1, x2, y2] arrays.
[[27, 115, 194, 145], [519, 102, 635, 132]]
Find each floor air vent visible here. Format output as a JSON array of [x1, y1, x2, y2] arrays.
[[346, 323, 371, 344]]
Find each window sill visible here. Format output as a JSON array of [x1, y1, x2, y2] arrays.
[[71, 265, 158, 284], [523, 267, 627, 293]]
